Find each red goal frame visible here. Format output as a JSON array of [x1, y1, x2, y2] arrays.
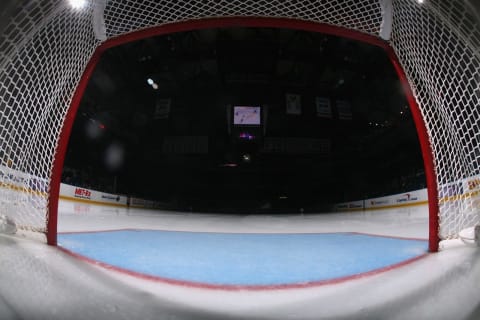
[[47, 17, 440, 252]]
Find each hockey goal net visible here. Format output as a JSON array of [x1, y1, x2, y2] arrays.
[[0, 0, 479, 251]]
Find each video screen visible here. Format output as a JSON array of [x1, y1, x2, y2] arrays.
[[233, 106, 261, 125]]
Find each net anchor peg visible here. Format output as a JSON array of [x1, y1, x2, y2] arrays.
[[475, 225, 480, 247]]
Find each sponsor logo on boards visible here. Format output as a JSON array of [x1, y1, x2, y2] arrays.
[[101, 194, 121, 202], [370, 200, 389, 206], [467, 178, 480, 191], [440, 183, 463, 197], [396, 193, 418, 203], [74, 188, 91, 200]]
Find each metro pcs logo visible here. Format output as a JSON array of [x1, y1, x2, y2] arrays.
[[74, 188, 91, 200]]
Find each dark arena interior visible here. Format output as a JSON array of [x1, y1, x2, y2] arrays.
[[1, 2, 480, 319], [63, 27, 425, 213]]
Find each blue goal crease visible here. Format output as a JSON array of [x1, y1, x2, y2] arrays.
[[58, 230, 428, 287]]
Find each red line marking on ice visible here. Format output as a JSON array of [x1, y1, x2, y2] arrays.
[[58, 229, 428, 242]]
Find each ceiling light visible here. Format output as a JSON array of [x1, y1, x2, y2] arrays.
[[152, 83, 159, 90], [147, 78, 154, 85], [68, 0, 87, 9]]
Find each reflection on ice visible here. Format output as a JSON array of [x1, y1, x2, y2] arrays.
[[58, 200, 429, 240]]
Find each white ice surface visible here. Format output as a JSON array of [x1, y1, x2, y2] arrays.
[[1, 201, 479, 319]]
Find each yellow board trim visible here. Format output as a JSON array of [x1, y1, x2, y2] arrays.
[[439, 190, 480, 204], [3, 180, 479, 212], [366, 200, 429, 211], [337, 200, 429, 212], [0, 181, 48, 197], [59, 195, 129, 208]]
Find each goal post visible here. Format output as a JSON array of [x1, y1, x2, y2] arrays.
[[47, 17, 441, 251], [0, 0, 479, 252]]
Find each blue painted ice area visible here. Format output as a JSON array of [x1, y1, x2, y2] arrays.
[[58, 230, 428, 286]]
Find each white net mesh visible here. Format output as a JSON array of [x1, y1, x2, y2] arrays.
[[102, 0, 383, 37], [0, 1, 98, 237], [0, 0, 478, 243], [391, 0, 480, 238]]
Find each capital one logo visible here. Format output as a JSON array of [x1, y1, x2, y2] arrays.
[[397, 193, 417, 203]]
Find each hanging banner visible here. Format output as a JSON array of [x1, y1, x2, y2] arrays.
[[286, 93, 302, 115], [337, 99, 352, 120], [315, 97, 332, 118], [154, 98, 171, 119]]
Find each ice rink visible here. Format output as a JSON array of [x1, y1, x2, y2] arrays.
[[1, 200, 480, 319]]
